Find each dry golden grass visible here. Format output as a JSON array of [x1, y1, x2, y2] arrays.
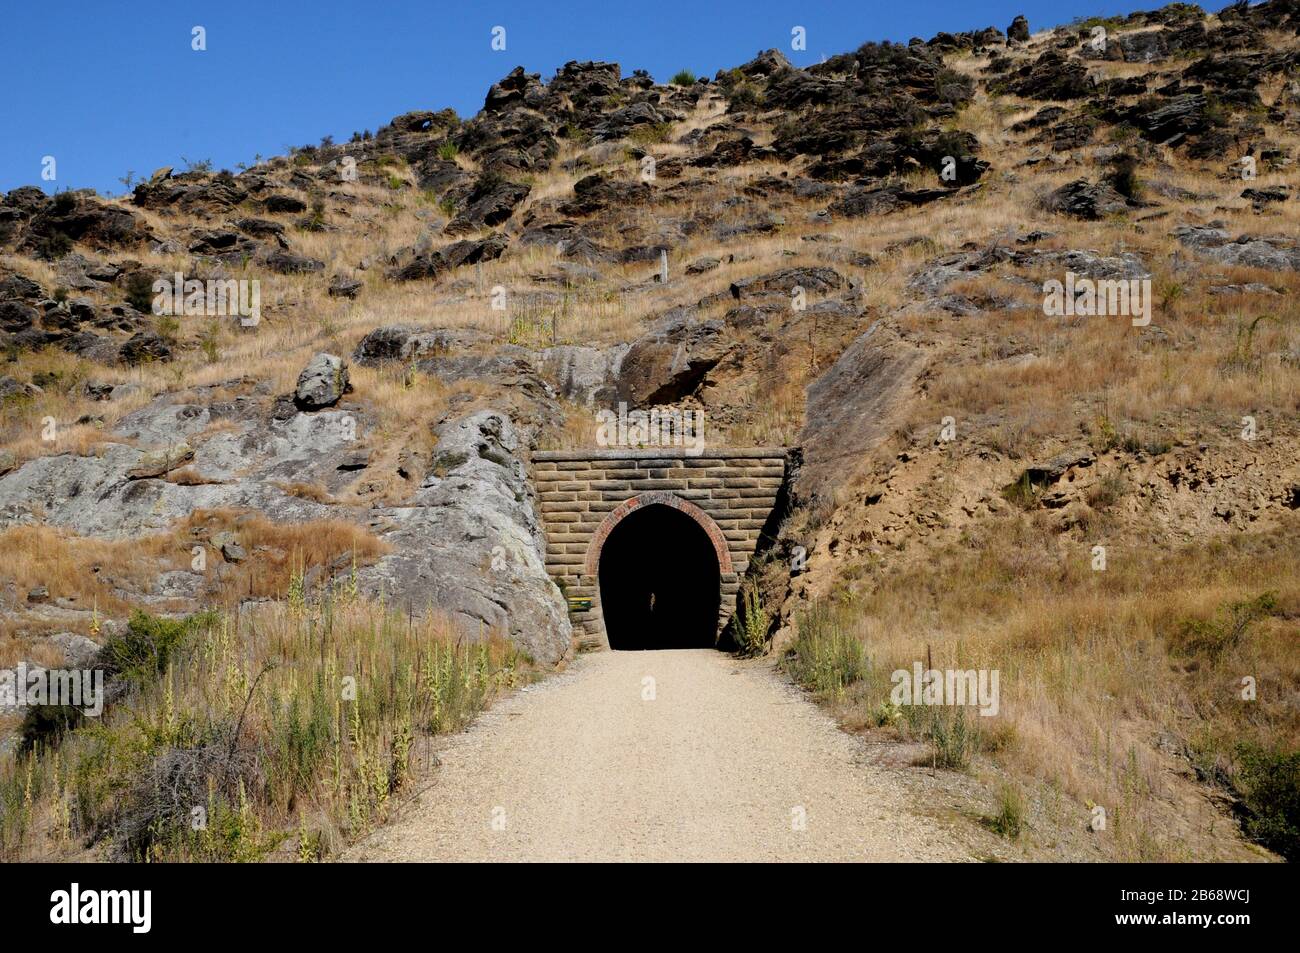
[[0, 511, 389, 660], [0, 523, 173, 596], [797, 513, 1299, 860], [1, 596, 528, 861], [179, 508, 389, 602], [1, 1, 1293, 473]]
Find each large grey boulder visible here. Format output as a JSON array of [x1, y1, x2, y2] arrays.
[[294, 352, 351, 410], [616, 317, 730, 407], [729, 267, 847, 300], [0, 392, 361, 537], [444, 175, 530, 236], [1043, 179, 1131, 220], [1119, 30, 1168, 64], [357, 409, 572, 665]]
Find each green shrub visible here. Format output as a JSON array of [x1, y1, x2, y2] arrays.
[[1000, 471, 1039, 509], [984, 782, 1025, 838], [1170, 592, 1280, 659], [737, 580, 769, 656], [727, 83, 764, 110], [155, 314, 180, 344], [1233, 743, 1300, 861], [124, 272, 156, 314], [1107, 153, 1142, 200], [670, 69, 697, 87], [627, 122, 674, 145], [781, 602, 868, 698], [300, 198, 327, 232], [33, 233, 72, 262], [920, 706, 977, 770], [18, 705, 84, 755], [101, 610, 216, 684]]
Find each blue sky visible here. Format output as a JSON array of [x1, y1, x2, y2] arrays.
[[1, 0, 1230, 195]]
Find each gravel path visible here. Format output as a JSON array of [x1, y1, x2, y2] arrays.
[[346, 649, 967, 862]]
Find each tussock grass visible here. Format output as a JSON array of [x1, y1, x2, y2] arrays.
[[795, 514, 1300, 860], [0, 513, 389, 659], [984, 782, 1026, 839], [0, 593, 527, 861]]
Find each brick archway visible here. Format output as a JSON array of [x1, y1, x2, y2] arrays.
[[531, 447, 788, 649], [584, 491, 733, 577]]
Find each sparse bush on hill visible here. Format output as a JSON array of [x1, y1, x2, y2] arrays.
[[1169, 591, 1280, 659], [984, 783, 1026, 839], [100, 609, 217, 684], [1233, 743, 1299, 861], [123, 271, 156, 313]]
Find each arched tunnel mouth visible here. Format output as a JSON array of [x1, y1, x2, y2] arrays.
[[598, 503, 721, 650]]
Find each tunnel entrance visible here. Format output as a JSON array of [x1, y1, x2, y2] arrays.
[[598, 503, 721, 650]]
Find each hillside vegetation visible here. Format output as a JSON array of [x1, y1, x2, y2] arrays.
[[1, 1, 1298, 860]]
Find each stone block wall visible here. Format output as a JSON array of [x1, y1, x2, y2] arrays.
[[531, 447, 788, 649]]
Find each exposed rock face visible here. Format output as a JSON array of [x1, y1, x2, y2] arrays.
[[1119, 30, 1169, 64], [1129, 93, 1212, 145], [264, 249, 325, 274], [356, 410, 572, 665], [1004, 50, 1093, 100], [799, 321, 925, 500], [1043, 179, 1132, 219], [828, 184, 953, 218], [386, 233, 509, 282], [558, 174, 652, 216], [21, 193, 144, 252], [1174, 225, 1300, 271], [118, 331, 173, 365], [295, 353, 352, 410], [0, 387, 567, 664], [445, 175, 530, 235], [616, 317, 730, 407], [534, 345, 625, 405], [1008, 15, 1031, 44], [264, 193, 307, 214], [328, 275, 363, 298], [352, 325, 491, 365], [730, 267, 847, 300], [132, 170, 248, 216], [126, 443, 194, 480], [0, 300, 38, 334]]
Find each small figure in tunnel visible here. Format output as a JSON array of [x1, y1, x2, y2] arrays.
[[599, 504, 721, 650]]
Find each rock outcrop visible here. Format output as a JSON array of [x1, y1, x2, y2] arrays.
[[356, 410, 572, 665]]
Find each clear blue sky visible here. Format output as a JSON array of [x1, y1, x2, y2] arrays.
[[0, 0, 1229, 195]]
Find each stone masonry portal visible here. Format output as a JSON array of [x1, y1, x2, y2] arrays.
[[532, 447, 789, 650]]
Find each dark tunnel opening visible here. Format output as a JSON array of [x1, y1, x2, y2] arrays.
[[598, 503, 721, 650]]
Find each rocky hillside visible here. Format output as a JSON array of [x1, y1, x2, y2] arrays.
[[1, 1, 1298, 861]]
